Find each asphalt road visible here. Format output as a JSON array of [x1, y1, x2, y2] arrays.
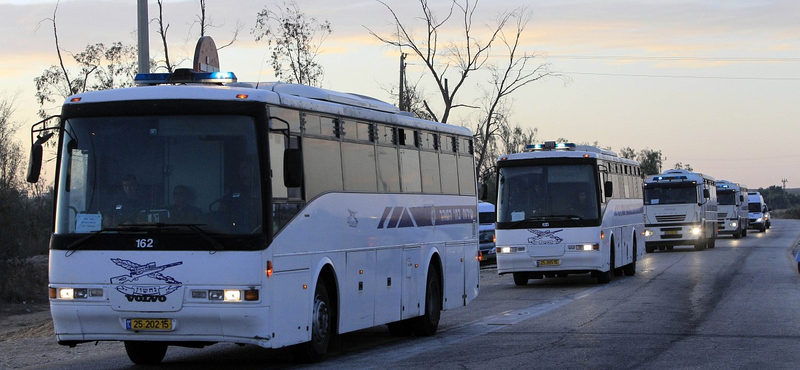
[[31, 219, 800, 370]]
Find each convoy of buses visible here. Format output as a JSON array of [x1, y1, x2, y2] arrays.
[[26, 51, 772, 364]]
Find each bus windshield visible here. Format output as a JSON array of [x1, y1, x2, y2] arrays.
[[643, 185, 697, 205], [497, 163, 599, 225], [55, 115, 262, 236]]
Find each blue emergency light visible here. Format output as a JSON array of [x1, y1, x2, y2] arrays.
[[134, 69, 237, 85]]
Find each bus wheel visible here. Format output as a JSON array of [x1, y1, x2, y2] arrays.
[[707, 238, 716, 249], [124, 341, 168, 365], [623, 241, 637, 276], [293, 280, 332, 362], [413, 267, 442, 336], [594, 270, 612, 284], [388, 320, 414, 337], [513, 273, 529, 286], [694, 241, 705, 251]]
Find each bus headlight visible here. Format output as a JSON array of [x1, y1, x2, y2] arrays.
[[690, 227, 702, 236], [644, 229, 654, 237], [568, 244, 599, 251], [729, 221, 737, 228], [52, 287, 102, 300], [497, 246, 525, 253], [224, 290, 241, 302]]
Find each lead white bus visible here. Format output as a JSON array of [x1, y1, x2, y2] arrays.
[[493, 142, 645, 285], [27, 69, 479, 364]]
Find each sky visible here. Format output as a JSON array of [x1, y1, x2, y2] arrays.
[[1, 0, 798, 190]]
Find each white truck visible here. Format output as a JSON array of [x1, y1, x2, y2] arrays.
[[715, 180, 748, 238], [643, 169, 718, 252]]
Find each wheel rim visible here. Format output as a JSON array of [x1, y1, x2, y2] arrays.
[[311, 294, 330, 345]]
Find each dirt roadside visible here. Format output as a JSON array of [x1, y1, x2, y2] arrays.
[[0, 302, 122, 370]]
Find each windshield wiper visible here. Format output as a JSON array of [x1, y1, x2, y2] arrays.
[[65, 226, 138, 257], [65, 223, 224, 256]]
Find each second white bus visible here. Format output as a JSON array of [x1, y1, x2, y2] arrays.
[[494, 142, 645, 285]]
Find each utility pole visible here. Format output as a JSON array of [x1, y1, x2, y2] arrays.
[[398, 53, 407, 111], [137, 0, 150, 74], [782, 178, 788, 190]]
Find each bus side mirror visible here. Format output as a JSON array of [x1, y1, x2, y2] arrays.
[[703, 189, 710, 199], [604, 181, 613, 197], [26, 132, 54, 183], [26, 144, 44, 183], [283, 148, 303, 188]]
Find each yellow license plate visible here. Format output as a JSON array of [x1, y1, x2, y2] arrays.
[[536, 259, 560, 266], [664, 230, 679, 235], [126, 318, 172, 331]]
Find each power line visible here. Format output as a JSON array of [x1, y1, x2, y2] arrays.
[[545, 55, 800, 63], [556, 71, 800, 81]]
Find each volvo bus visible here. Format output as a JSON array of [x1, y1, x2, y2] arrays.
[[27, 68, 479, 364], [643, 169, 717, 252], [715, 180, 748, 238], [494, 142, 644, 285]]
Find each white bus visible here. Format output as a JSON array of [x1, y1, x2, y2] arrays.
[[643, 169, 717, 252], [715, 180, 748, 238], [494, 142, 645, 285], [27, 69, 479, 364]]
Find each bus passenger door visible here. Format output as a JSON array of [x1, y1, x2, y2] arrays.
[[402, 246, 422, 320]]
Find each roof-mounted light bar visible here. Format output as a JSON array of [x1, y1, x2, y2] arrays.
[[134, 69, 237, 85], [524, 141, 576, 152]]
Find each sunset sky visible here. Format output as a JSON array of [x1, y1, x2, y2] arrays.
[[2, 0, 798, 189]]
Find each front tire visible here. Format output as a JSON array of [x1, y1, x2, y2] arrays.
[[124, 341, 168, 365], [513, 272, 529, 286], [413, 267, 442, 336], [292, 280, 332, 362], [623, 240, 637, 276]]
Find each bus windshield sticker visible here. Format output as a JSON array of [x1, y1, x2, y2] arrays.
[[75, 214, 102, 233], [511, 211, 525, 222]]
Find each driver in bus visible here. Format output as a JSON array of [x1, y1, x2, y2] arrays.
[[108, 173, 147, 225], [167, 185, 202, 223]]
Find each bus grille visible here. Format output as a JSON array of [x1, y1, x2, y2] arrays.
[[655, 214, 685, 222]]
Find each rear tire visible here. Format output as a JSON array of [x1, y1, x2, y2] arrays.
[[694, 241, 705, 251], [623, 240, 637, 276], [124, 341, 168, 365], [513, 272, 529, 286], [707, 238, 716, 249], [292, 279, 332, 362], [387, 320, 414, 337]]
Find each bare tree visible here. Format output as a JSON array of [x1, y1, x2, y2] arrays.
[[252, 1, 331, 86], [369, 1, 562, 176], [34, 3, 137, 117]]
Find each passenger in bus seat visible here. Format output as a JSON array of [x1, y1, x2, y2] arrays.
[[167, 185, 203, 223]]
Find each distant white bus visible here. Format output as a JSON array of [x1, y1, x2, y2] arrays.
[[494, 142, 645, 285], [28, 69, 479, 364], [715, 180, 748, 238], [643, 169, 717, 251]]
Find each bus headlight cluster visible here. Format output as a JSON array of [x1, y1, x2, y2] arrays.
[[191, 289, 259, 302], [643, 229, 654, 237], [496, 246, 526, 254], [729, 221, 737, 228], [690, 227, 702, 236], [50, 287, 103, 300], [568, 243, 599, 251]]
